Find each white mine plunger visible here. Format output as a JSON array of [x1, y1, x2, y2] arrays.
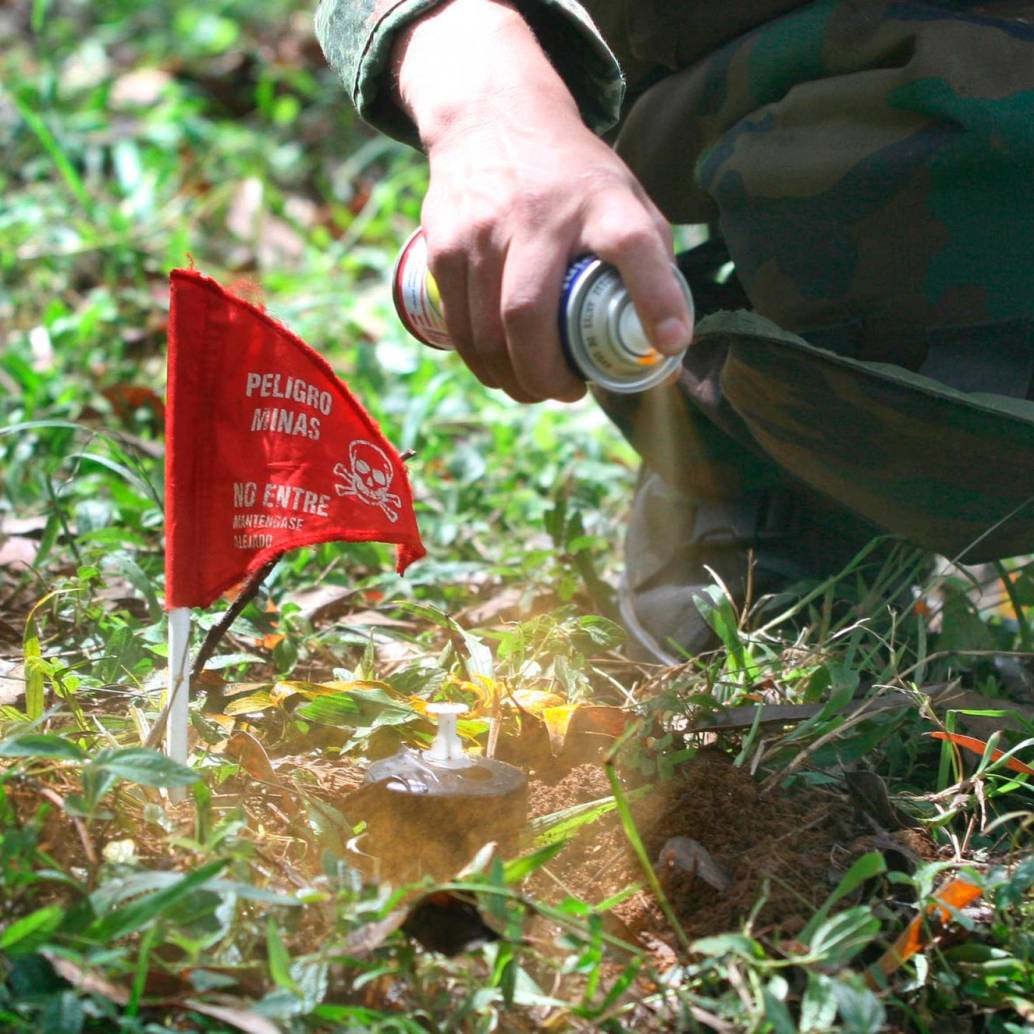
[[423, 702, 470, 767]]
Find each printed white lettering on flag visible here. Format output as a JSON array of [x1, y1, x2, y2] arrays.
[[230, 480, 331, 548], [245, 370, 331, 440]]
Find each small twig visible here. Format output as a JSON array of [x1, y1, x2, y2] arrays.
[[191, 557, 280, 680], [758, 696, 901, 796], [738, 548, 755, 633], [38, 785, 97, 867]]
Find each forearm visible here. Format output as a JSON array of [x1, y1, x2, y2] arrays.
[[392, 0, 581, 150]]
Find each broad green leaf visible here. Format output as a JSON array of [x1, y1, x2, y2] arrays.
[[800, 973, 839, 1034], [267, 918, 299, 992], [691, 933, 764, 959], [806, 906, 880, 964], [832, 977, 886, 1034], [297, 688, 416, 730], [692, 583, 744, 672], [572, 615, 624, 649], [93, 747, 199, 787], [41, 991, 84, 1034], [295, 694, 361, 727], [785, 669, 859, 743], [20, 590, 90, 720], [801, 851, 886, 943], [105, 553, 161, 621], [0, 733, 86, 761], [88, 858, 227, 941], [202, 653, 265, 670], [394, 603, 494, 679], [0, 905, 64, 954]]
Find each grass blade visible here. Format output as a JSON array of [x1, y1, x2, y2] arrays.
[[604, 732, 690, 953], [12, 90, 95, 218]]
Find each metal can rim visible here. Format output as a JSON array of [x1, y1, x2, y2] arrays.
[[561, 258, 687, 394]]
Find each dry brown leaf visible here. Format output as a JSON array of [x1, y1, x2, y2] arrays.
[[0, 662, 25, 706], [342, 909, 409, 957], [186, 999, 284, 1034], [43, 951, 130, 1006], [226, 730, 278, 784], [0, 537, 39, 569], [567, 705, 629, 740], [0, 515, 48, 536], [101, 383, 166, 424], [657, 836, 732, 894]]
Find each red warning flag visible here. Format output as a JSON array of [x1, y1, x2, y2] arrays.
[[165, 268, 425, 609]]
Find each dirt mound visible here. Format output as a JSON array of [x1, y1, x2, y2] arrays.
[[528, 751, 859, 948]]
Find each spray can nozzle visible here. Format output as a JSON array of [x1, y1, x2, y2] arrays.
[[423, 702, 470, 767]]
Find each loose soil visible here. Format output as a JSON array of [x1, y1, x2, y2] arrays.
[[526, 751, 880, 950]]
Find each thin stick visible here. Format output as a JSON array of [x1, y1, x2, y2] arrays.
[[166, 607, 191, 802], [191, 557, 279, 680], [759, 695, 903, 795]]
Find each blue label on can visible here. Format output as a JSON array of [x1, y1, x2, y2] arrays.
[[558, 256, 596, 377]]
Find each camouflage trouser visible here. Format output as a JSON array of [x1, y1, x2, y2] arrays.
[[597, 0, 1034, 566]]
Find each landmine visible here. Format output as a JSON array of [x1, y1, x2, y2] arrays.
[[354, 703, 529, 881]]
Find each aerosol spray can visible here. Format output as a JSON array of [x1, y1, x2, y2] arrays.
[[392, 229, 694, 394]]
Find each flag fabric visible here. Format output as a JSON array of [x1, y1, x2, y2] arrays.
[[165, 268, 425, 609]]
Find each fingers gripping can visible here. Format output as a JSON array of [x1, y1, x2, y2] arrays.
[[392, 229, 694, 394]]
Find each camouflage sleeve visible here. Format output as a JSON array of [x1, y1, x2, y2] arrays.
[[314, 0, 625, 146]]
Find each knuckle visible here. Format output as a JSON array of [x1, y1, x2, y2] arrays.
[[577, 165, 631, 193], [599, 219, 656, 257], [466, 214, 496, 247], [425, 236, 464, 277], [500, 289, 544, 330], [515, 188, 552, 228]]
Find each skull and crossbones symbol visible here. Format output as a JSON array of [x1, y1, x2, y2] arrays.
[[333, 440, 402, 522]]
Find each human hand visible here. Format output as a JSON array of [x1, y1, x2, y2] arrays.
[[394, 0, 693, 402]]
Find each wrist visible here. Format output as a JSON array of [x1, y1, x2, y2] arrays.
[[392, 0, 580, 148]]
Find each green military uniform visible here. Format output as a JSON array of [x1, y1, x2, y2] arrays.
[[316, 0, 1034, 659]]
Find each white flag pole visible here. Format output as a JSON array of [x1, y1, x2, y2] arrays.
[[166, 606, 191, 800]]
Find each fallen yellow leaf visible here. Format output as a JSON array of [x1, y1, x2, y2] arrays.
[[541, 705, 579, 755], [507, 688, 566, 715]]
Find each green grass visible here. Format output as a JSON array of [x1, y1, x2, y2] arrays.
[[2, 2, 1033, 1031]]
